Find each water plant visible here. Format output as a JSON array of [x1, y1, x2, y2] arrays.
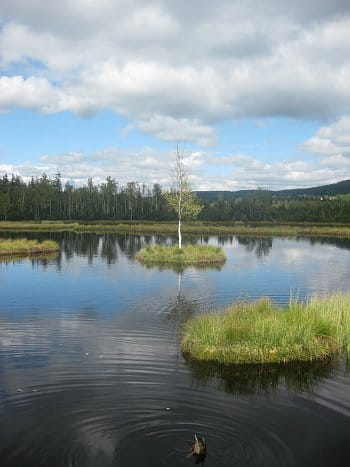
[[181, 294, 350, 364], [0, 238, 60, 255], [136, 244, 226, 264]]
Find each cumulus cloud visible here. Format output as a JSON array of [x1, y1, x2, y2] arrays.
[[0, 147, 179, 187], [1, 144, 347, 191], [196, 153, 349, 191], [134, 116, 216, 146], [301, 116, 350, 159], [1, 0, 350, 189], [1, 0, 350, 143], [0, 76, 61, 113]]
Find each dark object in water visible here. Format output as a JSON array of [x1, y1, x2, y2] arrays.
[[187, 434, 206, 464]]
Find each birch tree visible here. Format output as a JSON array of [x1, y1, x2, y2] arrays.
[[165, 149, 203, 249]]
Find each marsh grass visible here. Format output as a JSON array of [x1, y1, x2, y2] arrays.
[[181, 294, 350, 364], [136, 244, 226, 264], [0, 238, 59, 255], [1, 221, 350, 237]]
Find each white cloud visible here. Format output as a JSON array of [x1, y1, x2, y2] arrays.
[[1, 146, 347, 192], [321, 155, 350, 167], [1, 0, 350, 189], [135, 116, 216, 146], [301, 116, 350, 158], [1, 1, 350, 144], [0, 75, 61, 113]]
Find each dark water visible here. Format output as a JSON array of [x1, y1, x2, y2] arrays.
[[1, 232, 350, 466]]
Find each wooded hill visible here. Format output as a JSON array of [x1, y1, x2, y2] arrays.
[[196, 179, 350, 202]]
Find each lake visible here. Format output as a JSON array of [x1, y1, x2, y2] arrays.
[[1, 232, 350, 466]]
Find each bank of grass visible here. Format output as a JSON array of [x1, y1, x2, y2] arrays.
[[0, 238, 59, 255], [1, 221, 350, 237], [136, 244, 226, 264], [181, 294, 350, 365]]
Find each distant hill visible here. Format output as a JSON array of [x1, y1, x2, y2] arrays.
[[196, 179, 350, 202]]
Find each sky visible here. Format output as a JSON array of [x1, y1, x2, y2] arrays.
[[0, 0, 350, 191]]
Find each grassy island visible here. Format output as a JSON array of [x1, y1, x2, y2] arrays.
[[181, 294, 350, 365], [136, 244, 226, 264], [0, 238, 60, 255]]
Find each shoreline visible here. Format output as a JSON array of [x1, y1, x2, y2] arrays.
[[1, 221, 350, 237]]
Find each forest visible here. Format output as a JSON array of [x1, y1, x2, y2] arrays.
[[1, 173, 350, 223]]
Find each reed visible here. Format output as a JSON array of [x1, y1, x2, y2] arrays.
[[0, 238, 59, 255], [136, 244, 226, 264], [181, 294, 350, 364]]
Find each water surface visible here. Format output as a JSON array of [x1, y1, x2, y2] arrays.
[[1, 233, 350, 466]]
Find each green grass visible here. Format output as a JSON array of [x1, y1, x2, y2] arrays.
[[0, 238, 60, 255], [1, 220, 350, 237], [136, 244, 226, 264], [181, 294, 350, 364]]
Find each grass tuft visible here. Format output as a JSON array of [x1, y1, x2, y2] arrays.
[[181, 294, 350, 364], [136, 244, 226, 264], [0, 238, 59, 255]]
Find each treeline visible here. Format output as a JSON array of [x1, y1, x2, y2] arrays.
[[0, 174, 171, 221], [1, 173, 350, 222], [202, 192, 350, 222]]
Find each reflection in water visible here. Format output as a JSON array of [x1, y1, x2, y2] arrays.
[[2, 230, 350, 265], [184, 357, 338, 395], [1, 232, 350, 465], [0, 251, 59, 266], [139, 261, 224, 274], [236, 236, 273, 257], [164, 293, 199, 331], [306, 235, 350, 251]]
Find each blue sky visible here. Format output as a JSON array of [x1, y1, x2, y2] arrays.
[[0, 0, 350, 190]]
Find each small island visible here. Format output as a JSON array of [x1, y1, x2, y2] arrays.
[[0, 239, 60, 256], [181, 294, 350, 365], [136, 244, 226, 265]]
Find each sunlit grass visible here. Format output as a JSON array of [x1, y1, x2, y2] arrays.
[[0, 238, 59, 255], [136, 244, 226, 264], [181, 294, 350, 364]]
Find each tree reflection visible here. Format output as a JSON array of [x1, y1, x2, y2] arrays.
[[237, 235, 273, 257], [183, 356, 337, 396], [2, 231, 350, 270], [0, 251, 59, 269]]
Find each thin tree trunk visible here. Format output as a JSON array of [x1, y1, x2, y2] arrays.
[[178, 218, 182, 249]]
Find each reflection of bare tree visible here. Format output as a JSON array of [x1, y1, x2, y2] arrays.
[[183, 356, 337, 396], [164, 277, 200, 335], [236, 236, 273, 258]]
